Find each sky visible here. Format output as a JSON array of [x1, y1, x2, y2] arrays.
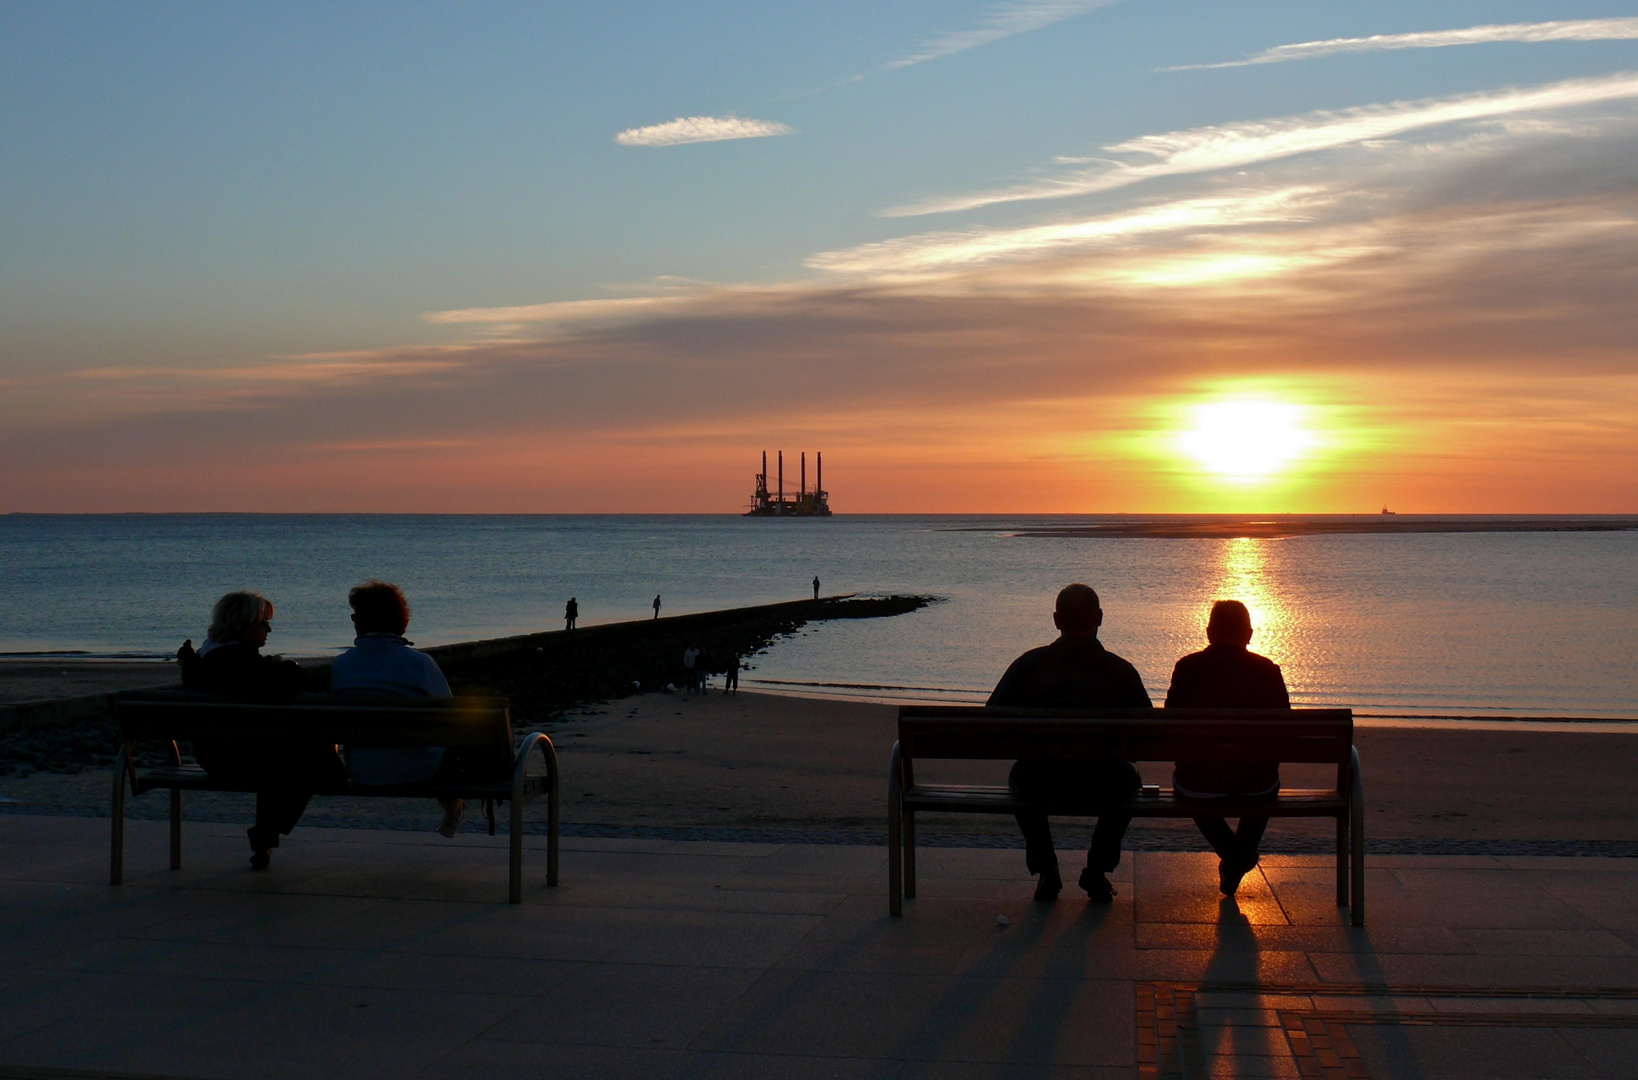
[[3, 0, 1638, 513]]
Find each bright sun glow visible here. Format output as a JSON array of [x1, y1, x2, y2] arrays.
[[1177, 398, 1315, 480]]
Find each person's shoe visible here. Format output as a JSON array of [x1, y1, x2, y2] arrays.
[[1033, 868, 1063, 902], [438, 800, 467, 838], [249, 849, 271, 870], [1078, 867, 1117, 903], [1219, 854, 1259, 896]]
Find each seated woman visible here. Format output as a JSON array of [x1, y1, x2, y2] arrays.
[[331, 580, 467, 838], [179, 591, 342, 870], [1165, 600, 1289, 897]]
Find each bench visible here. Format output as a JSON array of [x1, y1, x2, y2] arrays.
[[888, 706, 1363, 924], [111, 690, 559, 903]]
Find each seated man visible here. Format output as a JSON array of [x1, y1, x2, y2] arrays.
[[331, 580, 467, 838], [990, 584, 1152, 903], [1165, 600, 1289, 896], [180, 590, 342, 870]]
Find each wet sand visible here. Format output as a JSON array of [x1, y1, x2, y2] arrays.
[[0, 660, 178, 704], [4, 690, 1634, 847]]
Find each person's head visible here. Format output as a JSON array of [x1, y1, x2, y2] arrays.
[[1206, 600, 1254, 647], [1052, 583, 1103, 638], [208, 591, 273, 648], [349, 579, 411, 636]]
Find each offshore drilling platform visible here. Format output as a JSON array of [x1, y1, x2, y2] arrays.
[[746, 450, 832, 516]]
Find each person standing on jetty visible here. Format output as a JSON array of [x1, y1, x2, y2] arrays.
[[989, 583, 1151, 903], [1166, 600, 1289, 896], [812, 576, 821, 600], [652, 594, 662, 619], [331, 580, 468, 840], [564, 596, 578, 634], [179, 591, 343, 870]]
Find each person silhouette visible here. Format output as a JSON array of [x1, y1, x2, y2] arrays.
[[1165, 600, 1289, 896], [989, 584, 1151, 903], [564, 596, 578, 633], [652, 594, 661, 620], [812, 576, 821, 600]]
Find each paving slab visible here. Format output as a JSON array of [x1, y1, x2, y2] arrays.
[[2, 815, 1637, 1080]]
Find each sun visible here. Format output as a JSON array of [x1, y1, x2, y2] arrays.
[[1176, 398, 1315, 481]]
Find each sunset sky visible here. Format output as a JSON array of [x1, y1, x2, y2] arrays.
[[4, 1, 1638, 512]]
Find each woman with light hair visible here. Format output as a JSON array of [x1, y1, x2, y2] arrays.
[[179, 590, 341, 870]]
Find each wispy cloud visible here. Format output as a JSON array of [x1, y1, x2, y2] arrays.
[[614, 116, 793, 147], [1165, 18, 1638, 71], [886, 72, 1638, 215], [888, 0, 1118, 69], [811, 188, 1331, 276]]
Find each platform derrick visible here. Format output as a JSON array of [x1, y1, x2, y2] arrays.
[[746, 450, 832, 516]]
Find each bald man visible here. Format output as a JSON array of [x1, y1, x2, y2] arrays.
[[989, 583, 1152, 903], [1166, 599, 1289, 896]]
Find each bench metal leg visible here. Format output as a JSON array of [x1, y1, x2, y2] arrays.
[[546, 784, 559, 888], [509, 796, 525, 904], [888, 742, 903, 916], [1336, 814, 1349, 907], [904, 809, 917, 900], [1350, 747, 1365, 926], [170, 790, 183, 871], [110, 745, 128, 886]]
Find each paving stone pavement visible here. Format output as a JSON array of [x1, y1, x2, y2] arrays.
[[2, 815, 1636, 1080]]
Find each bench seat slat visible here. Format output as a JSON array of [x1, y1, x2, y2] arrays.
[[903, 784, 1347, 817], [130, 765, 549, 801]]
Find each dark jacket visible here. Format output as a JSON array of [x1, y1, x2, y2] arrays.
[[179, 640, 313, 782], [179, 640, 304, 701], [1165, 643, 1288, 796], [988, 635, 1152, 709]]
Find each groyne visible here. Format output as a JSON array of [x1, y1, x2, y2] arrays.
[[0, 594, 936, 771]]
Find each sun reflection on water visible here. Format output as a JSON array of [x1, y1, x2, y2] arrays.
[[1210, 537, 1291, 666]]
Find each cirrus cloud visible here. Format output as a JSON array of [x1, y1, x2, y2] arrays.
[[1164, 18, 1638, 72], [614, 115, 794, 147]]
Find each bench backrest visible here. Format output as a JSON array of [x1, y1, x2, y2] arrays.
[[897, 706, 1353, 766], [115, 690, 516, 764]]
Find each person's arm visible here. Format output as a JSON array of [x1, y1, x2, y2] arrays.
[[1267, 663, 1290, 708], [420, 654, 453, 699], [986, 656, 1026, 707], [1121, 661, 1153, 708], [1162, 659, 1184, 708]]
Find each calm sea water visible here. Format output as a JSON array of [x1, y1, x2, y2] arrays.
[[2, 515, 1635, 719]]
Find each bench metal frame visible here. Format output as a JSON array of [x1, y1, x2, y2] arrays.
[[888, 706, 1363, 924], [111, 691, 559, 903]]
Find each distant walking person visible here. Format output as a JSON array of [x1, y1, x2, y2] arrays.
[[724, 654, 740, 694], [682, 644, 700, 692], [564, 597, 578, 633], [1166, 600, 1289, 896], [812, 575, 821, 600], [990, 584, 1151, 903], [652, 594, 662, 620]]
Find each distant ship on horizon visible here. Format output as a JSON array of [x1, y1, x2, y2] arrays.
[[746, 450, 831, 517]]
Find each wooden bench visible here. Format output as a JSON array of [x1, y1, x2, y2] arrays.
[[889, 706, 1363, 924], [111, 690, 559, 903]]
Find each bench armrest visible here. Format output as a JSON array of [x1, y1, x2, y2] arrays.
[[513, 731, 558, 803]]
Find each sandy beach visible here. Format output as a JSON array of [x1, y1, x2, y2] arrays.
[[3, 689, 1634, 851]]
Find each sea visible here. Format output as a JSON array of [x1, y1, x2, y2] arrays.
[[2, 514, 1635, 722]]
